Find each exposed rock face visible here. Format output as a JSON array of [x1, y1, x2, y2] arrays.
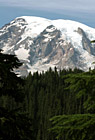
[[29, 25, 61, 64], [77, 27, 94, 55], [0, 16, 95, 76], [0, 18, 27, 49]]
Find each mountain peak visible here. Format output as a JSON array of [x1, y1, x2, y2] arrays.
[[0, 16, 95, 76]]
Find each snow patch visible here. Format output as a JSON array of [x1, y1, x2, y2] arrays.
[[15, 48, 29, 61], [20, 16, 52, 39], [3, 45, 14, 53], [80, 51, 95, 70]]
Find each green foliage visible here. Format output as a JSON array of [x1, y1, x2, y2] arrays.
[[0, 50, 24, 101], [91, 40, 95, 43], [0, 50, 95, 140], [64, 73, 95, 112], [49, 71, 95, 140], [23, 68, 86, 140], [0, 50, 33, 140], [0, 107, 33, 140], [49, 114, 95, 140]]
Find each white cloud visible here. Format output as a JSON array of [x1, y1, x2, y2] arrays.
[[0, 0, 95, 28], [0, 0, 95, 14]]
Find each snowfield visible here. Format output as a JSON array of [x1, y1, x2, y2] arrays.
[[1, 16, 95, 75]]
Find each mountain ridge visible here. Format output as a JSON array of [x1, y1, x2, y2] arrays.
[[0, 16, 95, 76]]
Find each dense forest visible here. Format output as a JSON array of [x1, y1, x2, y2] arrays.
[[0, 50, 95, 140]]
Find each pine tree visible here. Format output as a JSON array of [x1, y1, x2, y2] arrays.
[[0, 50, 33, 140]]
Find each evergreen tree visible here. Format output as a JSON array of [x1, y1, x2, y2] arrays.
[[0, 50, 33, 140], [49, 72, 95, 140]]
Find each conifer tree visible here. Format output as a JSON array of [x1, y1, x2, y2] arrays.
[[49, 72, 95, 140], [0, 50, 33, 140]]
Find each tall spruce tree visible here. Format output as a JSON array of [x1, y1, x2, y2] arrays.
[[0, 50, 33, 140]]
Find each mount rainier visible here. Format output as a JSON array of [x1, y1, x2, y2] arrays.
[[0, 16, 95, 76]]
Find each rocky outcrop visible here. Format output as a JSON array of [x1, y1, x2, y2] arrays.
[[77, 27, 95, 55]]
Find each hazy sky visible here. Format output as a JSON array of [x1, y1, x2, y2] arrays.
[[0, 0, 95, 28]]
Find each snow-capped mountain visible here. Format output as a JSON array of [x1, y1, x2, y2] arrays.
[[0, 16, 95, 76]]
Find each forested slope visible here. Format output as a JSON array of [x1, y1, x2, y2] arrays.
[[1, 57, 95, 140]]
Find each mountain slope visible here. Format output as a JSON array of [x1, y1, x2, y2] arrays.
[[0, 16, 95, 76]]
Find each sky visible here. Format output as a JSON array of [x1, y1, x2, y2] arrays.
[[0, 0, 95, 28]]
